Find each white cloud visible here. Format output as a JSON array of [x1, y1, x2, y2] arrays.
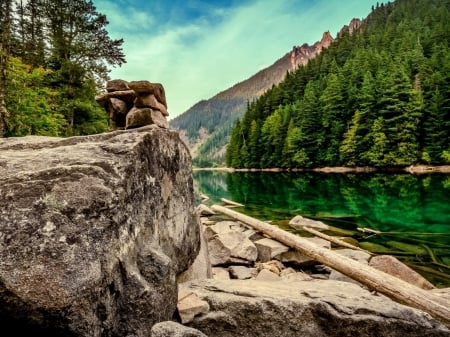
[[94, 0, 155, 35], [95, 0, 377, 118]]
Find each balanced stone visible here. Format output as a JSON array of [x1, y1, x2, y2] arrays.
[[128, 80, 167, 108], [106, 79, 130, 92]]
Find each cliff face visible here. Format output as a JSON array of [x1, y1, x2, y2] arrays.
[[338, 18, 363, 38], [0, 126, 200, 337], [290, 31, 335, 69]]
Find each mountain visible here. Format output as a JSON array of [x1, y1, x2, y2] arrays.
[[226, 0, 450, 169], [169, 22, 360, 166]]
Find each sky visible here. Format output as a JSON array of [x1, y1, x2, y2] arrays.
[[93, 0, 378, 119]]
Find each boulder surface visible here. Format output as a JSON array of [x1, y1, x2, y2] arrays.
[[183, 279, 449, 337], [0, 126, 200, 337]]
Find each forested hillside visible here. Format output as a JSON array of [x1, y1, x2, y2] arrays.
[[0, 0, 124, 138], [170, 52, 292, 167], [226, 0, 450, 168]]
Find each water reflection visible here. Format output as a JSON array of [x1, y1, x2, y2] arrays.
[[193, 171, 450, 287]]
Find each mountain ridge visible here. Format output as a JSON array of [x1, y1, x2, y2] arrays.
[[170, 18, 362, 166]]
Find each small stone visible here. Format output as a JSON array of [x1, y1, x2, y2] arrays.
[[177, 289, 210, 324], [334, 248, 371, 263], [210, 221, 233, 234], [106, 79, 130, 92], [280, 267, 297, 278], [369, 255, 435, 290], [289, 215, 329, 231], [256, 260, 284, 275], [125, 107, 153, 129], [212, 267, 230, 280], [283, 271, 313, 281], [208, 231, 257, 266], [150, 109, 169, 128], [255, 269, 281, 281], [254, 238, 289, 262], [128, 81, 167, 107], [228, 266, 257, 280]]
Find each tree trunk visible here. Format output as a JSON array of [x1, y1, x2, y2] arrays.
[[0, 0, 12, 138], [211, 204, 450, 328]]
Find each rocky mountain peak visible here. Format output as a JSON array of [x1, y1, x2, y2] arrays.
[[290, 18, 362, 71], [290, 31, 335, 70], [317, 31, 334, 51], [337, 18, 362, 38]]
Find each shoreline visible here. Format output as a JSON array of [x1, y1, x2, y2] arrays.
[[192, 165, 450, 174]]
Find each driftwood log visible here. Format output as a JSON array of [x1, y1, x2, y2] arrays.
[[210, 205, 450, 328]]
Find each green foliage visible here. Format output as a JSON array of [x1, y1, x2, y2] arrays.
[[5, 57, 66, 136], [442, 150, 450, 163], [226, 0, 450, 168], [1, 0, 124, 138]]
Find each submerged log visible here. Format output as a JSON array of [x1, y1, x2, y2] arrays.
[[301, 226, 374, 255], [210, 205, 450, 328]]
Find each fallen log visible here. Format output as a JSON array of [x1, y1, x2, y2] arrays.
[[220, 198, 244, 207], [301, 226, 374, 256], [211, 204, 450, 328]]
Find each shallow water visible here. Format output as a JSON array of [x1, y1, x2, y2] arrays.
[[193, 171, 450, 287]]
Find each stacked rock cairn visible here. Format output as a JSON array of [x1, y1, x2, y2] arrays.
[[95, 79, 169, 130]]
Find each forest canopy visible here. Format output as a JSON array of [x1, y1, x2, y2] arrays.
[[0, 0, 125, 137], [226, 0, 450, 168]]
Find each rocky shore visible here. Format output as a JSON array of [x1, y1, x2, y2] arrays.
[[168, 201, 450, 337], [192, 164, 450, 174]]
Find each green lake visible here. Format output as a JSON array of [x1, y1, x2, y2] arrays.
[[193, 170, 450, 288]]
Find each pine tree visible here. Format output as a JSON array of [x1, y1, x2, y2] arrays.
[[340, 109, 363, 166], [319, 66, 347, 165], [40, 0, 126, 135]]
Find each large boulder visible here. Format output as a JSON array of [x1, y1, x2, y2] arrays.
[[0, 125, 201, 337], [183, 279, 449, 337]]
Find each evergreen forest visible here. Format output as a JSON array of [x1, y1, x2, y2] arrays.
[[0, 0, 125, 138], [226, 0, 450, 168]]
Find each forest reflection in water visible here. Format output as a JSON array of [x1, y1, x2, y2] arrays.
[[193, 171, 450, 287]]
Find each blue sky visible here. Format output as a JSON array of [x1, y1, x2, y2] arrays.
[[93, 0, 378, 119]]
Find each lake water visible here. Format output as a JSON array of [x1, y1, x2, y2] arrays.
[[193, 170, 450, 288]]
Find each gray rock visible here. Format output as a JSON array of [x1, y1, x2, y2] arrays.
[[0, 126, 200, 337], [185, 279, 449, 337], [106, 79, 130, 92], [177, 288, 210, 324], [126, 107, 169, 129], [128, 80, 167, 108], [151, 321, 209, 337], [254, 238, 289, 262], [289, 215, 329, 231], [228, 266, 257, 280], [255, 269, 281, 281], [282, 271, 313, 281], [178, 226, 212, 283], [369, 255, 435, 290], [275, 238, 330, 266], [329, 248, 371, 285], [207, 231, 257, 266], [210, 221, 234, 235], [212, 267, 230, 280]]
